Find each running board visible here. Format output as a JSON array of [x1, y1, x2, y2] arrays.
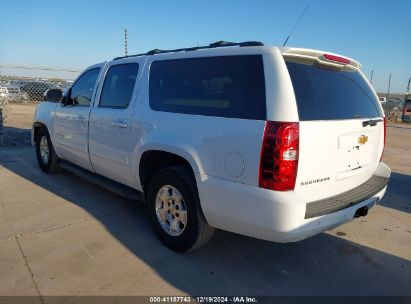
[[59, 160, 144, 202]]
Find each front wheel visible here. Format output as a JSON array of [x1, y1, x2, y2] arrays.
[[147, 166, 214, 252], [35, 127, 60, 173]]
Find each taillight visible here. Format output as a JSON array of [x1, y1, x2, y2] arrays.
[[259, 121, 299, 191], [324, 54, 350, 65], [380, 117, 386, 162]]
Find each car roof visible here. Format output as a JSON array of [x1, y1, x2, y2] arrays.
[[85, 41, 360, 73]]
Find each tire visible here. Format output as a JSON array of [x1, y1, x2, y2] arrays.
[[35, 127, 60, 173], [147, 166, 214, 252]]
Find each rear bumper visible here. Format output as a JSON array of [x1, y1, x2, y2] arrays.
[[305, 174, 389, 219], [197, 162, 391, 243]]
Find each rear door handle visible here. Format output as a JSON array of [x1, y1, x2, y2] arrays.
[[111, 121, 128, 128], [78, 116, 87, 123]]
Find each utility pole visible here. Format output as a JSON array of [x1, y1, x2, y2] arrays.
[[386, 73, 391, 99], [385, 73, 391, 114], [370, 70, 374, 84], [124, 28, 128, 57]]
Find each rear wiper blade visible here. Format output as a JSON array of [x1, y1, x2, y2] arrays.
[[362, 118, 383, 127]]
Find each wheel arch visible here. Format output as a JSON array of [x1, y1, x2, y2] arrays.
[[32, 121, 48, 144], [137, 145, 204, 194]]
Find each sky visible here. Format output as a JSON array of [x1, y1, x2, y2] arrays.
[[0, 0, 410, 93]]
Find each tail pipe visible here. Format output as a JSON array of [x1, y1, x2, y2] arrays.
[[354, 206, 369, 218]]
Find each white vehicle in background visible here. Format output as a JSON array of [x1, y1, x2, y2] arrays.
[[0, 85, 25, 103], [32, 41, 391, 252], [379, 96, 387, 104]]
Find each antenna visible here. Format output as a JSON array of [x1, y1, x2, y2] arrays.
[[283, 5, 309, 46]]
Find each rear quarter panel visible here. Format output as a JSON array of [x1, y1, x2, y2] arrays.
[[131, 49, 281, 189]]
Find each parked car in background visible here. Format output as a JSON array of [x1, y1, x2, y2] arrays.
[[33, 41, 391, 252], [378, 97, 387, 104], [9, 80, 29, 87], [402, 99, 411, 122], [0, 87, 8, 107], [385, 98, 406, 111], [0, 85, 27, 103], [21, 81, 57, 102]]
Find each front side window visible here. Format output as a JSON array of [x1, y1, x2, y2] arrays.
[[70, 68, 100, 106], [149, 56, 266, 120], [99, 63, 139, 109]]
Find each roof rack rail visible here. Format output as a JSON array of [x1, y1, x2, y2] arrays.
[[113, 40, 264, 60]]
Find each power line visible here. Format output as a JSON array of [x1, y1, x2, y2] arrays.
[[0, 65, 80, 73]]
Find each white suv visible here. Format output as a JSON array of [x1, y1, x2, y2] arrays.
[[33, 41, 391, 252]]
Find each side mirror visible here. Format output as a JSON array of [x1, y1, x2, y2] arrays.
[[45, 88, 63, 103], [61, 88, 72, 106]]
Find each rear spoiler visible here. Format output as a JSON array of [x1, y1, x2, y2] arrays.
[[280, 47, 361, 70]]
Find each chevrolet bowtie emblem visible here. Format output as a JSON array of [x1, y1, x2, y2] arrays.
[[358, 135, 368, 145]]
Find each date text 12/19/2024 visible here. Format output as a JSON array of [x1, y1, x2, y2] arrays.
[[150, 296, 258, 303]]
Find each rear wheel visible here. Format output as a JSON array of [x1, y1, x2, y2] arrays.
[[147, 166, 214, 252], [35, 127, 60, 173]]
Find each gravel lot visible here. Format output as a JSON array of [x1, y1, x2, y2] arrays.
[[0, 124, 410, 297], [1, 103, 35, 146]]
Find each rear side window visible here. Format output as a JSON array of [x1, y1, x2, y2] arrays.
[[286, 62, 382, 120], [149, 56, 266, 120], [99, 63, 139, 109]]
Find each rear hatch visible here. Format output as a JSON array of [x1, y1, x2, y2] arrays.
[[283, 50, 385, 202]]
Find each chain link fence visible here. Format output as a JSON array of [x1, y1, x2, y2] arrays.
[[0, 66, 408, 146], [379, 94, 408, 123], [0, 66, 78, 146]]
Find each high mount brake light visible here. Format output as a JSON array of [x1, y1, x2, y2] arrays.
[[259, 121, 299, 191], [324, 54, 351, 65]]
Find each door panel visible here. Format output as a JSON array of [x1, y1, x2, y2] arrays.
[[53, 104, 93, 170], [89, 109, 135, 186], [89, 61, 143, 187], [52, 66, 102, 171]]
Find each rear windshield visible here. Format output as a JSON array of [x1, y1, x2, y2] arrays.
[[286, 62, 382, 120]]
